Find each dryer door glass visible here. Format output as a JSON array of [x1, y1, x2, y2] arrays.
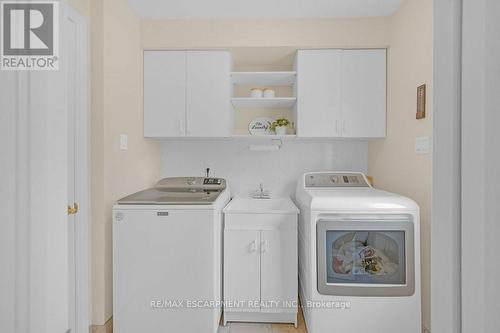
[[326, 230, 405, 285], [316, 215, 415, 297]]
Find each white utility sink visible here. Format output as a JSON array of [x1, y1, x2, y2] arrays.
[[223, 197, 299, 214]]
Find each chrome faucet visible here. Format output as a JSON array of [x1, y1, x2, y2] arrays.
[[252, 183, 271, 199]]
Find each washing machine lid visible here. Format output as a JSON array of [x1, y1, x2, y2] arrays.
[[117, 177, 226, 205], [296, 172, 419, 211]]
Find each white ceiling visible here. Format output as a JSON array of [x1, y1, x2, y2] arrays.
[[128, 0, 403, 20]]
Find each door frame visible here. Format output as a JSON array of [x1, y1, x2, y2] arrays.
[[65, 4, 90, 333], [431, 0, 462, 332]]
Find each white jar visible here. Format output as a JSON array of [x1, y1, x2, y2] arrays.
[[250, 88, 263, 98], [263, 88, 275, 98]]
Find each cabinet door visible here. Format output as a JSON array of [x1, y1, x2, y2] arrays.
[[341, 49, 386, 138], [296, 50, 342, 137], [224, 230, 261, 312], [144, 51, 186, 137], [186, 51, 231, 137], [260, 229, 297, 313]]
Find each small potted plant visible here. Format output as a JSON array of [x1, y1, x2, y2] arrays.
[[271, 118, 290, 135]]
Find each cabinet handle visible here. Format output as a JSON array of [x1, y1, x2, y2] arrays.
[[260, 240, 268, 253], [186, 121, 192, 135], [335, 120, 339, 136], [342, 120, 347, 135], [249, 240, 257, 253]]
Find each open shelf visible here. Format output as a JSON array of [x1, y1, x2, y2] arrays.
[[231, 134, 297, 140], [231, 97, 297, 109], [231, 71, 297, 86]]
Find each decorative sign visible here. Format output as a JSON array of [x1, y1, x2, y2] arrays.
[[248, 117, 274, 135], [416, 84, 426, 119]]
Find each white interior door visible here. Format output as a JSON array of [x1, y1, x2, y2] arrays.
[[0, 3, 88, 333], [65, 6, 89, 333], [224, 230, 261, 312], [461, 0, 500, 332]]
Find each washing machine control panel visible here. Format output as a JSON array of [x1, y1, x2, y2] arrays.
[[305, 172, 370, 188], [203, 178, 222, 185], [155, 177, 226, 190]]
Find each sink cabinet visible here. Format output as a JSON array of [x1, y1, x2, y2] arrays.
[[223, 198, 299, 326]]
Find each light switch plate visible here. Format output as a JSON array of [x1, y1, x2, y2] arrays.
[[120, 134, 128, 150], [415, 136, 430, 154]]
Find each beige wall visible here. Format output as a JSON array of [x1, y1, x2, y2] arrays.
[[142, 18, 390, 49], [90, 0, 161, 325], [368, 0, 433, 330]]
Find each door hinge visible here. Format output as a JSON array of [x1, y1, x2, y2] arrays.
[[67, 202, 79, 215]]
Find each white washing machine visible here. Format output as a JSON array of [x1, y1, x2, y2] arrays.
[[112, 177, 230, 333], [295, 172, 421, 333]]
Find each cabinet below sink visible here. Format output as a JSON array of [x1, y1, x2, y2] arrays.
[[222, 197, 299, 326]]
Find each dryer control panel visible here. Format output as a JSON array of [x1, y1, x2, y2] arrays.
[[305, 172, 370, 188]]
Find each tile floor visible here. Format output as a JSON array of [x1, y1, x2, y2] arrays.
[[91, 308, 307, 333]]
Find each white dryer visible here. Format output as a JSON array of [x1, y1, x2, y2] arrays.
[[295, 172, 421, 333]]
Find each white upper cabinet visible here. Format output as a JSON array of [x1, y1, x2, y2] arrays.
[[295, 49, 386, 138], [144, 50, 232, 138], [144, 51, 186, 137], [295, 50, 342, 137], [341, 49, 386, 138], [186, 51, 232, 137], [144, 49, 384, 139]]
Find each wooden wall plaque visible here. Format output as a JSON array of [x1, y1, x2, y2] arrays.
[[417, 84, 426, 119]]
